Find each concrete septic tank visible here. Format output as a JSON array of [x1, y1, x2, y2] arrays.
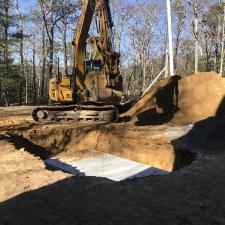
[[45, 150, 169, 181]]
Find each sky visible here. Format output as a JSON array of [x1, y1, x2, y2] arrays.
[[19, 0, 167, 13], [20, 0, 37, 11]]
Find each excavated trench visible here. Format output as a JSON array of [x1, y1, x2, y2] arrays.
[[13, 123, 195, 174]]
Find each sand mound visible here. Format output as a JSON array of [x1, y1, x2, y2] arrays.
[[123, 72, 225, 125], [172, 72, 225, 124]]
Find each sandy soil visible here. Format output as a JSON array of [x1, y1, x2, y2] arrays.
[[123, 72, 225, 126], [1, 106, 225, 225], [0, 140, 70, 202]]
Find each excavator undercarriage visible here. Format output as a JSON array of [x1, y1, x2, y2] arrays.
[[32, 104, 119, 123]]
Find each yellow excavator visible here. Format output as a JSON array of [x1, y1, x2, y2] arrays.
[[32, 0, 124, 123]]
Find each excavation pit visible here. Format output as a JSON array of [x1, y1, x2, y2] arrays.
[[17, 124, 196, 180]]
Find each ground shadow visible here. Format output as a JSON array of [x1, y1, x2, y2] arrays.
[[135, 108, 175, 126], [216, 96, 225, 116], [6, 133, 50, 160], [45, 158, 86, 176], [118, 99, 138, 114], [171, 116, 225, 155], [135, 76, 181, 126], [173, 149, 196, 171]]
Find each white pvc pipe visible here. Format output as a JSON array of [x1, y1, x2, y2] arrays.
[[167, 0, 174, 76], [141, 67, 166, 98]]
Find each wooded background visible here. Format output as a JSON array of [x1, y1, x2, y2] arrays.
[[0, 0, 224, 106]]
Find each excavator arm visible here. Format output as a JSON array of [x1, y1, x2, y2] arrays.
[[72, 0, 95, 96], [73, 0, 122, 102]]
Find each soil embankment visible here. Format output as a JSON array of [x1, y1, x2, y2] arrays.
[[123, 72, 225, 125]]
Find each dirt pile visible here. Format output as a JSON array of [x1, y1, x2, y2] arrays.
[[172, 72, 225, 124], [123, 72, 225, 125]]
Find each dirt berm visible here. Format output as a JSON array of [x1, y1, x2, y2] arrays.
[[122, 72, 225, 125]]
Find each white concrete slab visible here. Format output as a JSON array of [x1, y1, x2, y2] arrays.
[[45, 151, 168, 181]]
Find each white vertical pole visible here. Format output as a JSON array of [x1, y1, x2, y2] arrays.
[[167, 0, 174, 76]]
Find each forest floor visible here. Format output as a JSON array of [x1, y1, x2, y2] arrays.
[[1, 106, 225, 225]]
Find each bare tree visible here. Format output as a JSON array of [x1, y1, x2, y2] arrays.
[[215, 3, 223, 72], [3, 0, 10, 106], [111, 0, 133, 52], [41, 19, 47, 98], [32, 34, 37, 104], [173, 0, 187, 73], [128, 1, 163, 93], [199, 3, 223, 72], [184, 0, 210, 74], [57, 0, 79, 76], [38, 0, 60, 79], [192, 3, 200, 73], [15, 0, 25, 105], [38, 0, 79, 79]]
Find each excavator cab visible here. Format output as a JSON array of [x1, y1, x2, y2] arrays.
[[85, 59, 102, 72]]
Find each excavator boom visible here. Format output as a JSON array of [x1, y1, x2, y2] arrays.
[[73, 0, 95, 95], [73, 0, 123, 102]]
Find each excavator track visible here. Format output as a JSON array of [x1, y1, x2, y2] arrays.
[[32, 104, 119, 124]]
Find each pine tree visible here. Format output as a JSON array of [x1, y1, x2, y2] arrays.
[[0, 0, 20, 106]]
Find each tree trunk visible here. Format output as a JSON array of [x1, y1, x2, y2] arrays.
[[48, 16, 54, 79], [63, 18, 68, 76], [126, 69, 132, 96], [215, 17, 221, 72], [3, 0, 9, 106], [205, 34, 210, 71], [142, 53, 146, 93], [18, 34, 24, 105], [49, 39, 54, 79], [32, 35, 37, 104], [40, 1, 55, 80], [15, 0, 24, 105], [37, 77, 40, 104], [25, 61, 28, 104], [41, 21, 46, 99], [174, 29, 181, 73], [0, 79, 2, 104], [194, 17, 199, 74]]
